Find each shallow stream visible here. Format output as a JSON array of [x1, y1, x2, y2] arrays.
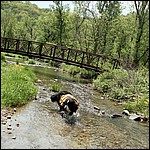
[[1, 64, 149, 149]]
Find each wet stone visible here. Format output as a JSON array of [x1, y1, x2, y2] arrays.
[[129, 113, 141, 121], [101, 111, 105, 114], [122, 110, 130, 116], [7, 115, 11, 119], [7, 126, 12, 130], [16, 123, 19, 127], [111, 114, 122, 118], [2, 121, 7, 125], [141, 117, 148, 122], [7, 130, 12, 134], [94, 106, 100, 111], [12, 136, 16, 139]]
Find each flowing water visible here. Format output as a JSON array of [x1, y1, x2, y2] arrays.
[[1, 64, 149, 149]]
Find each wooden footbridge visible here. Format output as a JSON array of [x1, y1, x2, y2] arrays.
[[1, 37, 120, 72]]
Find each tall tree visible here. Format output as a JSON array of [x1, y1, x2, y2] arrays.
[[1, 10, 16, 38], [133, 1, 149, 67], [51, 1, 68, 46], [96, 1, 121, 54]]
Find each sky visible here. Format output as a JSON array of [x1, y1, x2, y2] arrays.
[[29, 1, 134, 15]]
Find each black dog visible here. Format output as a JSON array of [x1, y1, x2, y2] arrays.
[[50, 91, 79, 116]]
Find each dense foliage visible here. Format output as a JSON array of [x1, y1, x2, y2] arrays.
[[93, 66, 149, 116], [1, 1, 149, 69]]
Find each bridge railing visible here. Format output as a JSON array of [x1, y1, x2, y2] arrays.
[[1, 37, 121, 72]]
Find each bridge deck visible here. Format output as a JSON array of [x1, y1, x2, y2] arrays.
[[1, 37, 120, 72]]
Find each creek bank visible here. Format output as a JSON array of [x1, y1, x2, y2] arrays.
[[1, 64, 149, 149], [93, 105, 149, 123], [2, 59, 149, 125]]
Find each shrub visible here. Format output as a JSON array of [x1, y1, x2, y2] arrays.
[[28, 60, 36, 64], [1, 64, 38, 107], [93, 67, 148, 101], [123, 95, 149, 117], [61, 63, 99, 79], [1, 53, 6, 61], [93, 67, 149, 116], [51, 82, 61, 92]]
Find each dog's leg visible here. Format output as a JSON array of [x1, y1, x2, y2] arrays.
[[68, 111, 73, 116]]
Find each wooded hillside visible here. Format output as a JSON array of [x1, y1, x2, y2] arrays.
[[1, 1, 149, 69]]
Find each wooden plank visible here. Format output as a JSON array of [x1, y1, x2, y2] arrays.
[[1, 37, 121, 72]]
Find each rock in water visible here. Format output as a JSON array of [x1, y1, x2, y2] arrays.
[[111, 114, 122, 118], [122, 110, 130, 116], [129, 113, 141, 121]]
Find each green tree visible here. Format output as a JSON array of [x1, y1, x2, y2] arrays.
[[133, 1, 149, 67], [51, 1, 68, 46], [1, 10, 16, 38]]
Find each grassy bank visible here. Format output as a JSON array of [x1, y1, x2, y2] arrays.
[[93, 67, 149, 117], [1, 60, 38, 108]]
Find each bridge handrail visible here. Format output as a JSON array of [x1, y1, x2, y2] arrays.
[[1, 37, 121, 62], [1, 37, 122, 72]]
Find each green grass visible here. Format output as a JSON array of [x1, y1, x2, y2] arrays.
[[1, 53, 6, 61], [60, 63, 99, 79], [51, 82, 61, 92], [1, 62, 38, 107], [122, 95, 149, 117], [93, 67, 149, 117], [28, 60, 36, 64]]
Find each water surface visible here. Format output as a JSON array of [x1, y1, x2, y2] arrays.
[[1, 65, 149, 149]]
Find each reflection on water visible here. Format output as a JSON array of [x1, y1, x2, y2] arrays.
[[30, 65, 92, 84]]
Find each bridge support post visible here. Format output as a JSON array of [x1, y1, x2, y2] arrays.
[[4, 38, 7, 49], [27, 41, 31, 54], [96, 57, 100, 68], [39, 43, 43, 57], [52, 46, 56, 58], [81, 52, 85, 64], [16, 40, 19, 51], [67, 49, 70, 60]]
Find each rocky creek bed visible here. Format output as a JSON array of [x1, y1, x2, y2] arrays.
[[1, 64, 149, 149]]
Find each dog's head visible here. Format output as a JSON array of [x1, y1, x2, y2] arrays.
[[50, 94, 59, 102]]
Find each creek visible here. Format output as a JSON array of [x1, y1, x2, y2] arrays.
[[1, 63, 149, 149]]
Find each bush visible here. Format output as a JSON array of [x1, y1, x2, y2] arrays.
[[93, 67, 149, 116], [123, 95, 149, 117], [51, 82, 61, 92], [93, 67, 148, 100], [1, 53, 6, 61], [61, 63, 80, 75], [28, 60, 36, 64], [1, 63, 38, 107], [61, 63, 99, 79]]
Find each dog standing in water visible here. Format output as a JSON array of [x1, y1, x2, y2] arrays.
[[50, 91, 79, 116]]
